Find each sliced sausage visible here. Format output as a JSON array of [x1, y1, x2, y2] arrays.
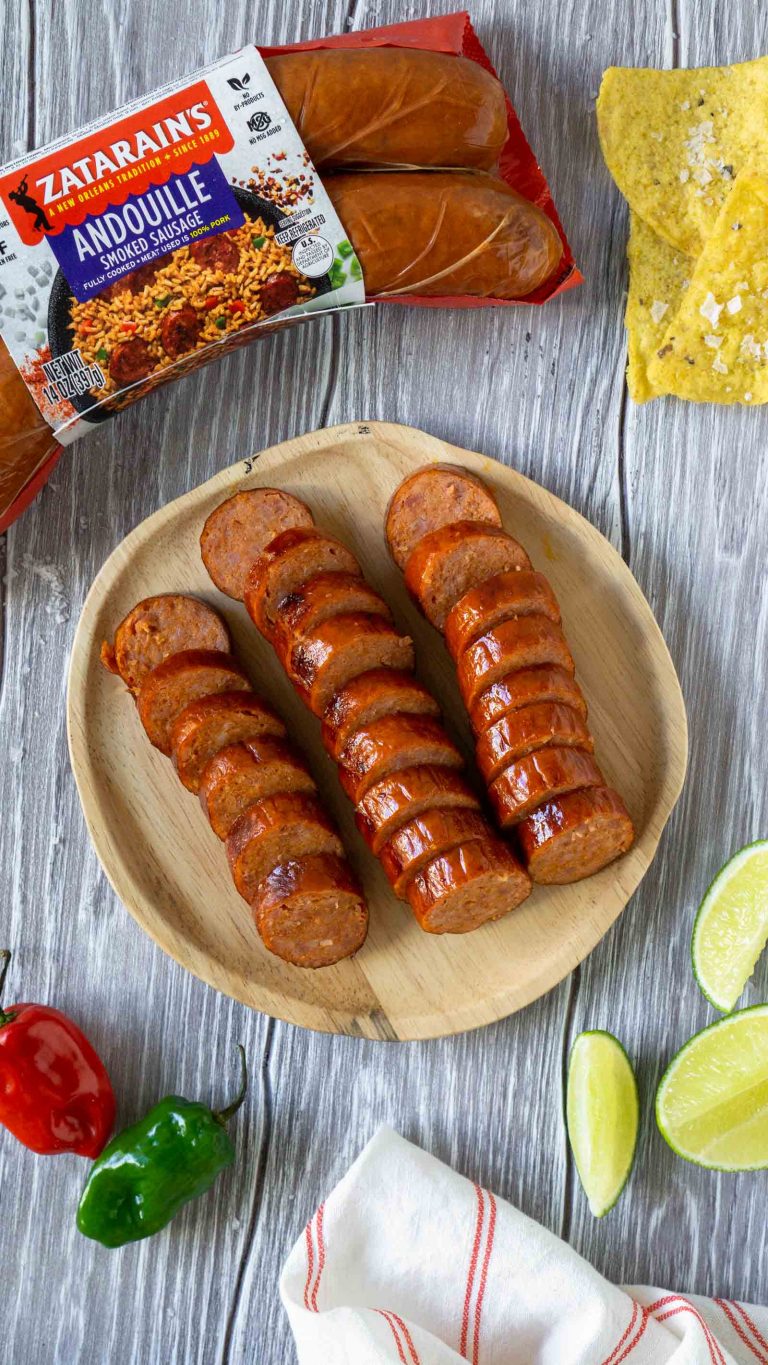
[[355, 765, 481, 855], [160, 304, 202, 358], [109, 338, 154, 386], [379, 807, 491, 899], [253, 855, 368, 967], [104, 594, 231, 695], [100, 640, 119, 674], [404, 522, 531, 630], [260, 271, 301, 316], [100, 257, 172, 301], [444, 570, 561, 661], [272, 572, 390, 662], [470, 665, 588, 736], [199, 738, 316, 839], [190, 233, 241, 273], [126, 256, 173, 294], [171, 692, 286, 792], [321, 668, 440, 760], [245, 527, 361, 639], [137, 650, 250, 754], [457, 616, 575, 711], [407, 837, 531, 934], [518, 786, 634, 884], [200, 489, 314, 601], [475, 702, 593, 784], [385, 464, 502, 571], [287, 614, 414, 717], [338, 714, 463, 804], [488, 745, 603, 827], [226, 793, 343, 902]]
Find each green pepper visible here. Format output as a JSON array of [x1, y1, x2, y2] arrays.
[[95, 347, 109, 364], [337, 239, 354, 259], [76, 1045, 247, 1248], [251, 234, 266, 249]]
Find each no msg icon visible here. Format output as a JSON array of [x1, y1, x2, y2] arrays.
[[247, 111, 271, 133], [292, 235, 334, 279]]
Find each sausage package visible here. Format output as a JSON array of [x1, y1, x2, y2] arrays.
[[0, 11, 579, 532]]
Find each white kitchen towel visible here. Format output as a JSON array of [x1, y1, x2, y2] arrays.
[[281, 1126, 768, 1365]]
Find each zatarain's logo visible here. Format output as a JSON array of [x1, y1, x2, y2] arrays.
[[0, 79, 236, 245], [38, 103, 213, 205]]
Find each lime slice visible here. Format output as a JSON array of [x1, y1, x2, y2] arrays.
[[566, 1030, 639, 1217], [656, 1005, 768, 1169], [692, 840, 768, 1012]]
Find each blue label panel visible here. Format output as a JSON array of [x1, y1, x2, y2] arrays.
[[48, 160, 245, 300]]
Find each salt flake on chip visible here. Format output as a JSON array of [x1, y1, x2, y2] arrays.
[[700, 292, 723, 325], [650, 301, 669, 323], [726, 296, 743, 314]]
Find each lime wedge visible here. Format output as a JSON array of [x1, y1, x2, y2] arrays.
[[566, 1030, 639, 1217], [656, 1005, 768, 1169], [692, 840, 768, 1012]]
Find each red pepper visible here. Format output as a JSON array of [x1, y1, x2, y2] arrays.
[[120, 321, 137, 333], [0, 950, 115, 1158], [228, 299, 246, 315], [204, 295, 222, 310]]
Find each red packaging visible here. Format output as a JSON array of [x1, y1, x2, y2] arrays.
[[1, 12, 578, 532], [260, 11, 580, 309]]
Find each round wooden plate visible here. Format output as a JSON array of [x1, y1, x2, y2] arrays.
[[67, 421, 687, 1041]]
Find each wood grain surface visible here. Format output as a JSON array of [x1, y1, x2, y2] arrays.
[[1, 1, 766, 1362]]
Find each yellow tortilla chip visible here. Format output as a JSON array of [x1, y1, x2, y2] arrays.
[[647, 169, 768, 404], [625, 212, 692, 401], [597, 59, 768, 256]]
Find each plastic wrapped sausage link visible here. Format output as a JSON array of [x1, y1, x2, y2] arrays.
[[0, 13, 578, 531]]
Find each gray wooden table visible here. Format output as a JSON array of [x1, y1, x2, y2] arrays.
[[2, 1, 767, 1360]]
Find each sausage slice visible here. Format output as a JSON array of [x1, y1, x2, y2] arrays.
[[355, 765, 480, 855], [200, 489, 314, 601], [104, 594, 231, 695], [488, 745, 603, 827], [470, 665, 588, 736], [444, 570, 561, 661], [338, 714, 463, 804], [137, 650, 251, 754], [272, 571, 390, 662], [190, 233, 241, 273], [199, 738, 316, 839], [160, 304, 201, 359], [253, 855, 368, 967], [518, 786, 634, 884], [407, 837, 531, 933], [245, 527, 361, 639], [286, 614, 414, 716], [379, 807, 491, 898], [457, 616, 575, 711], [260, 271, 300, 316], [475, 702, 593, 784], [321, 668, 440, 760], [109, 338, 154, 386], [226, 793, 344, 902], [404, 522, 531, 630], [385, 464, 502, 571], [171, 692, 286, 793]]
